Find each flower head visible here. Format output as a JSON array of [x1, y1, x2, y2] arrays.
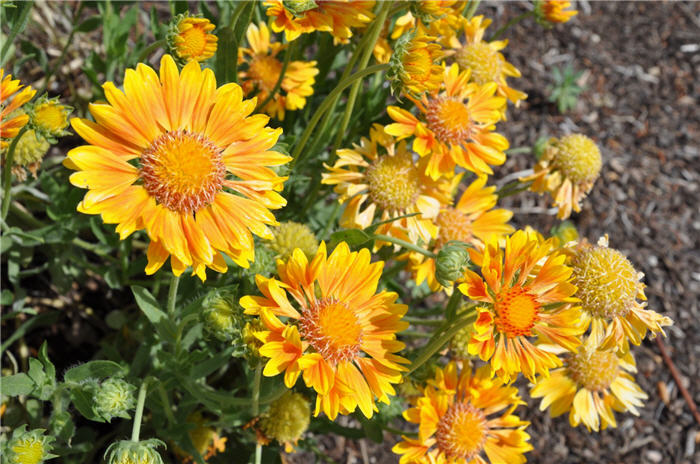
[[28, 96, 72, 140], [532, 342, 647, 431], [105, 439, 165, 464], [239, 23, 319, 120], [522, 134, 602, 219], [458, 229, 584, 382], [1, 68, 36, 150], [94, 378, 137, 422], [386, 64, 509, 179], [265, 0, 375, 43], [393, 363, 532, 464], [202, 289, 244, 342], [168, 14, 218, 64], [9, 128, 50, 180], [5, 426, 56, 464], [569, 236, 672, 352], [65, 55, 290, 280], [388, 31, 443, 96], [241, 242, 409, 419], [259, 391, 311, 451], [322, 124, 453, 249], [535, 0, 578, 25], [268, 221, 319, 261]]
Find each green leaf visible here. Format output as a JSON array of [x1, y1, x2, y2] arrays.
[[70, 386, 104, 422], [64, 360, 124, 384], [215, 26, 236, 84], [50, 410, 76, 442], [132, 286, 177, 343], [1, 373, 35, 396], [329, 229, 371, 247], [39, 341, 56, 383], [76, 15, 102, 32], [190, 346, 234, 379]]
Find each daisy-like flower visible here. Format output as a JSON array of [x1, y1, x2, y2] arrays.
[[239, 23, 319, 120], [522, 134, 602, 219], [240, 242, 409, 420], [393, 363, 532, 464], [458, 229, 584, 382], [386, 64, 508, 180], [569, 236, 672, 352], [5, 426, 57, 464], [535, 0, 579, 25], [1, 69, 36, 150], [264, 0, 375, 43], [406, 175, 514, 291], [27, 96, 72, 140], [446, 16, 527, 109], [388, 31, 443, 96], [531, 342, 647, 432], [167, 14, 218, 64], [322, 124, 453, 249], [65, 55, 290, 280]]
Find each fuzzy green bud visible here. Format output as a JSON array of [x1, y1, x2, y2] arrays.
[[5, 426, 57, 464], [435, 241, 470, 287], [260, 392, 310, 444], [104, 439, 165, 464], [201, 289, 243, 343], [94, 378, 136, 422]]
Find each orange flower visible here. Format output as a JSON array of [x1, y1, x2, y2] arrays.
[[537, 0, 578, 24], [240, 242, 409, 419], [168, 15, 218, 63], [65, 55, 290, 280], [0, 69, 36, 150]]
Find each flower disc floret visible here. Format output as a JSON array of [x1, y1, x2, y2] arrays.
[[269, 221, 318, 260], [435, 402, 488, 461], [456, 42, 502, 85], [365, 151, 421, 211]]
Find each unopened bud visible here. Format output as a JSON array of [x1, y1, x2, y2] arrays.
[[104, 439, 165, 464], [94, 378, 136, 422], [435, 241, 470, 287]]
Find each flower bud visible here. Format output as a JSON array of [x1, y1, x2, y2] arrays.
[[9, 128, 50, 181], [5, 426, 57, 464], [435, 241, 470, 287], [94, 378, 137, 422], [201, 289, 243, 343], [242, 318, 266, 361], [167, 14, 218, 65], [268, 221, 318, 261], [282, 0, 318, 16], [104, 439, 165, 464], [259, 391, 310, 447], [388, 31, 443, 96], [550, 220, 578, 246], [28, 96, 72, 141]]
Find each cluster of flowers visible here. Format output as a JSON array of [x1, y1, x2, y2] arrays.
[[0, 1, 672, 463]]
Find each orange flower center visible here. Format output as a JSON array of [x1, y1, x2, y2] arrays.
[[455, 42, 502, 85], [365, 153, 420, 212], [566, 347, 620, 391], [425, 97, 473, 145], [140, 130, 225, 214], [494, 285, 541, 338], [435, 207, 474, 248], [248, 56, 284, 92], [435, 402, 488, 460], [299, 298, 363, 364], [178, 24, 208, 59]]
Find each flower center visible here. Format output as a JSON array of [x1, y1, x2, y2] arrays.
[[455, 42, 502, 85], [494, 285, 541, 338], [551, 134, 602, 183], [248, 56, 284, 92], [365, 153, 420, 212], [299, 298, 363, 364], [425, 97, 473, 145], [566, 347, 620, 391], [435, 402, 488, 461], [140, 130, 225, 214], [178, 24, 208, 59], [435, 207, 474, 248], [570, 245, 638, 319], [11, 439, 45, 464], [34, 103, 67, 132]]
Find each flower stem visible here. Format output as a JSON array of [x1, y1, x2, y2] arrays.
[[39, 2, 85, 95], [1, 125, 29, 221], [255, 40, 295, 112], [403, 317, 443, 327], [373, 234, 437, 259], [135, 39, 166, 65], [490, 11, 535, 41], [131, 379, 149, 442], [252, 364, 263, 464], [157, 383, 176, 425], [167, 274, 180, 319], [463, 0, 481, 19]]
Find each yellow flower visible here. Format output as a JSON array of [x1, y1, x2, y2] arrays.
[[522, 134, 602, 219], [322, 124, 453, 249], [393, 363, 532, 464], [65, 55, 290, 280], [406, 175, 514, 291], [1, 68, 36, 150], [536, 0, 578, 25], [569, 236, 672, 353], [239, 23, 319, 120], [240, 242, 409, 420], [386, 64, 509, 180], [389, 31, 443, 96], [168, 14, 218, 63], [6, 427, 55, 464], [260, 391, 311, 451], [265, 0, 375, 43], [268, 221, 319, 261], [29, 96, 71, 139], [531, 342, 647, 432], [458, 229, 584, 382]]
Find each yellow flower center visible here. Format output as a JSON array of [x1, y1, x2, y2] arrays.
[[456, 42, 502, 85], [140, 129, 225, 214], [426, 97, 473, 145], [270, 221, 319, 260], [494, 285, 541, 338], [551, 134, 602, 183], [177, 24, 208, 59], [435, 207, 474, 248], [566, 347, 620, 391], [570, 245, 639, 319], [248, 56, 284, 92], [365, 153, 420, 212], [11, 439, 45, 464], [34, 103, 68, 132], [435, 402, 488, 460], [299, 298, 363, 364]]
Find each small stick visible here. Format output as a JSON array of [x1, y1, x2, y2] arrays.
[[655, 336, 700, 425]]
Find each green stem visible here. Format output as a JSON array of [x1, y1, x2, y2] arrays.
[[255, 41, 294, 112], [445, 288, 462, 321], [490, 11, 535, 41], [131, 379, 148, 442], [497, 179, 532, 199], [463, 0, 481, 19], [400, 330, 434, 338], [373, 234, 437, 259], [1, 125, 29, 221], [39, 2, 84, 95], [167, 275, 180, 319], [135, 39, 166, 65], [506, 147, 532, 155], [157, 383, 176, 425], [320, 200, 342, 240], [403, 317, 443, 327], [252, 364, 263, 464]]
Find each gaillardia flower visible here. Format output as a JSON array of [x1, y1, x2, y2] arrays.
[[322, 124, 452, 248], [388, 31, 443, 96], [240, 242, 409, 419], [531, 342, 647, 432], [239, 23, 319, 120], [386, 64, 508, 180], [27, 96, 72, 140], [264, 0, 375, 43], [5, 426, 56, 464], [167, 14, 218, 64], [1, 68, 36, 150], [535, 0, 579, 25], [65, 55, 290, 280], [406, 175, 514, 291], [569, 236, 672, 352], [459, 230, 584, 382], [393, 363, 532, 464], [522, 134, 602, 219]]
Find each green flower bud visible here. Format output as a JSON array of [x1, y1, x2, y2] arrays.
[[550, 220, 579, 246], [242, 318, 266, 362], [248, 242, 277, 278], [260, 391, 310, 445], [5, 426, 57, 464], [201, 289, 243, 343], [268, 221, 319, 262], [104, 439, 165, 464], [94, 378, 136, 422], [435, 241, 470, 287], [282, 0, 318, 16]]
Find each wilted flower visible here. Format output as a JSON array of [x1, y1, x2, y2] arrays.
[[9, 128, 50, 180], [259, 391, 311, 451]]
